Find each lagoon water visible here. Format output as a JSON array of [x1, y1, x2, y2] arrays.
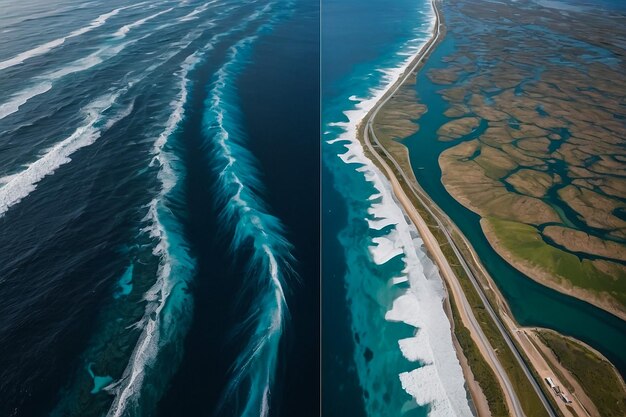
[[401, 0, 626, 377], [0, 1, 318, 416]]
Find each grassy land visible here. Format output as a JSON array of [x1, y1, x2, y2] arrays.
[[443, 246, 552, 417], [355, 8, 554, 412], [363, 138, 551, 417], [448, 289, 509, 417], [484, 217, 626, 309], [537, 330, 626, 417]]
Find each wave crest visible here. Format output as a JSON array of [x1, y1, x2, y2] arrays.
[[202, 5, 295, 416]]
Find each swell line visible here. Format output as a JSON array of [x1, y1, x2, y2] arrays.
[[0, 4, 138, 71], [113, 7, 175, 38], [202, 4, 296, 416], [0, 24, 212, 219], [179, 0, 217, 22], [0, 4, 178, 121], [0, 90, 133, 218], [0, 3, 241, 139], [47, 14, 248, 415], [105, 51, 198, 417]]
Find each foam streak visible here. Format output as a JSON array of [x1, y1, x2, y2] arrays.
[[202, 4, 295, 416], [0, 92, 133, 218], [0, 4, 181, 121], [0, 5, 136, 71], [104, 5, 275, 413], [113, 7, 175, 38]]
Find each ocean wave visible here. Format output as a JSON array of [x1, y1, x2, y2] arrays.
[[102, 5, 289, 415], [0, 23, 215, 158], [325, 1, 474, 415], [104, 51, 196, 417], [0, 4, 189, 121], [0, 5, 137, 71], [0, 91, 134, 218], [113, 7, 175, 38], [0, 82, 53, 120], [0, 35, 144, 121], [179, 0, 216, 22], [202, 4, 295, 416], [48, 37, 214, 417], [0, 0, 257, 122], [0, 23, 206, 216]]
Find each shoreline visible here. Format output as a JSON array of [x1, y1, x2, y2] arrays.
[[325, 0, 474, 414], [348, 0, 604, 415], [480, 218, 626, 322], [353, 1, 520, 415], [353, 1, 624, 417]]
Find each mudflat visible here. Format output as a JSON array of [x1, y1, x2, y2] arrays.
[[421, 0, 626, 319]]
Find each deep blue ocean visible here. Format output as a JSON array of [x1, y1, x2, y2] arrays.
[[0, 1, 318, 416]]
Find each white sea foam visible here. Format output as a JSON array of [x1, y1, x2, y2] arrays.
[[370, 234, 403, 264], [0, 91, 133, 218], [0, 33, 208, 217], [326, 1, 473, 414], [0, 5, 135, 71], [113, 7, 174, 38], [391, 275, 409, 285], [400, 365, 457, 417], [179, 0, 216, 22], [0, 82, 52, 119], [398, 331, 434, 363], [105, 197, 176, 417], [105, 32, 218, 417], [204, 5, 296, 417], [0, 0, 245, 122], [46, 41, 129, 78], [106, 5, 291, 415], [105, 60, 193, 417], [0, 41, 134, 121]]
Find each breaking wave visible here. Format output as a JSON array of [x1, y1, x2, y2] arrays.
[[325, 1, 474, 415], [0, 90, 134, 217], [201, 3, 296, 416], [113, 7, 175, 38], [104, 55, 196, 417], [0, 3, 200, 121], [104, 6, 279, 415]]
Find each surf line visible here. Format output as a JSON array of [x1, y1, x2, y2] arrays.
[[202, 4, 295, 417], [325, 0, 475, 414], [0, 90, 134, 218], [0, 24, 212, 220], [104, 57, 196, 417]]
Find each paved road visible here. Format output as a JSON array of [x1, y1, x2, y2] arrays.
[[360, 1, 558, 416]]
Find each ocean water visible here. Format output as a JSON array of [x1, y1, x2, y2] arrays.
[[322, 0, 473, 416], [0, 1, 318, 416]]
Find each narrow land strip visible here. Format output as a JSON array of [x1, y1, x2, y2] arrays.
[[356, 1, 571, 416]]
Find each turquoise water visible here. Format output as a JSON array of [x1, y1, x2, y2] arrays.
[[402, 0, 626, 376], [323, 0, 473, 415], [112, 264, 133, 299]]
